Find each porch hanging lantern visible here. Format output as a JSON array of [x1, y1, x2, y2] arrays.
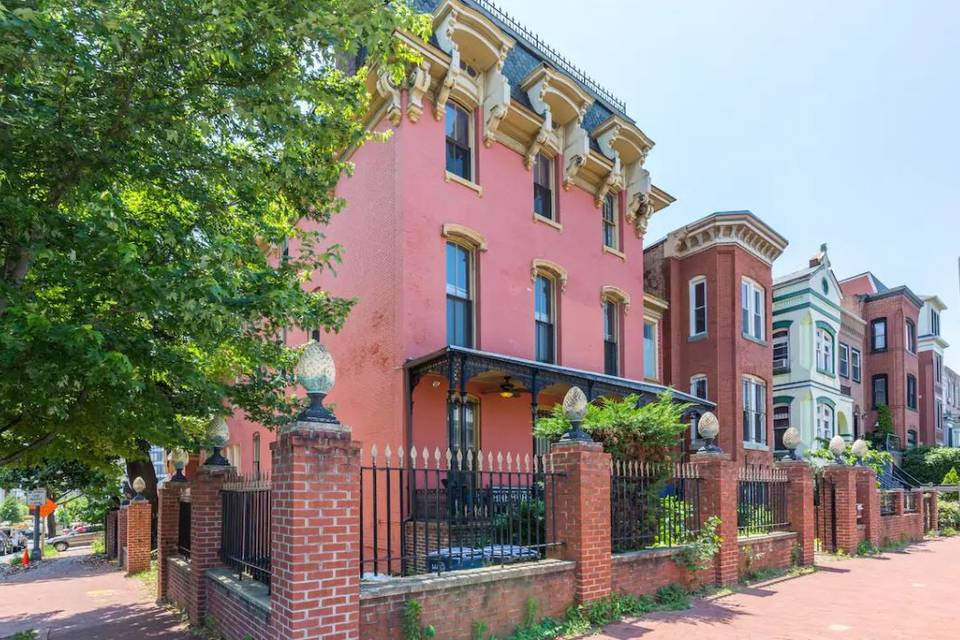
[[829, 435, 846, 465], [782, 426, 802, 460], [168, 448, 190, 482], [131, 476, 147, 501], [851, 438, 868, 465], [559, 386, 592, 443], [697, 412, 722, 453], [294, 340, 339, 424], [205, 415, 231, 466]]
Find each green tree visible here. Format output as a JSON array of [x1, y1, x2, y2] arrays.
[[902, 446, 960, 485], [943, 467, 960, 486], [0, 1, 429, 466], [0, 495, 27, 523], [535, 391, 691, 461]]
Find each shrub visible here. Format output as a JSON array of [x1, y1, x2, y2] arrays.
[[943, 467, 960, 486], [902, 447, 960, 485], [938, 500, 960, 531]]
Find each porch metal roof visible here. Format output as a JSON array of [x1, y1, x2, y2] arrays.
[[404, 345, 715, 411]]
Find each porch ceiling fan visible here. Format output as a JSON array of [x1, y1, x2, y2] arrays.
[[481, 376, 530, 399]]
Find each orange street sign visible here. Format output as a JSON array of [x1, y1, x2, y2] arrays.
[[28, 499, 57, 518]]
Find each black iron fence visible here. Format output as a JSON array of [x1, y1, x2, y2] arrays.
[[880, 491, 896, 516], [178, 491, 191, 560], [610, 461, 702, 552], [220, 476, 272, 589], [737, 465, 789, 536], [903, 491, 918, 514], [360, 446, 562, 578]]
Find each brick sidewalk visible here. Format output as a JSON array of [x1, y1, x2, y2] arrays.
[[0, 548, 190, 639], [594, 536, 960, 640]]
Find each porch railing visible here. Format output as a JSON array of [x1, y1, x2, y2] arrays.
[[178, 490, 191, 560], [737, 465, 789, 536], [903, 491, 919, 514], [220, 476, 272, 589], [880, 491, 896, 516], [610, 461, 702, 553], [360, 446, 562, 577]]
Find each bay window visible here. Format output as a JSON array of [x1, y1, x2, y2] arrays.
[[742, 376, 767, 446]]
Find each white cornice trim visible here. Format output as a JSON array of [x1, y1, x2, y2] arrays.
[[662, 212, 788, 265]]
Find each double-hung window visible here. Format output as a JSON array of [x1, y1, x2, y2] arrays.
[[816, 328, 834, 374], [773, 330, 790, 372], [839, 343, 850, 378], [445, 102, 472, 181], [851, 348, 862, 382], [689, 375, 708, 441], [872, 374, 888, 409], [907, 374, 917, 410], [871, 318, 887, 352], [535, 275, 556, 364], [689, 277, 707, 337], [906, 319, 917, 354], [448, 398, 478, 452], [642, 319, 658, 380], [446, 242, 474, 348], [602, 193, 619, 251], [533, 154, 554, 220], [742, 377, 767, 446], [816, 403, 835, 441], [932, 309, 941, 336], [603, 301, 620, 376], [936, 353, 943, 384], [741, 279, 765, 341], [773, 404, 791, 455]]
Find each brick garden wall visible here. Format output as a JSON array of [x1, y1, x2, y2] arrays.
[[167, 557, 193, 614], [881, 513, 924, 545], [206, 569, 271, 640], [611, 548, 709, 596], [737, 531, 798, 579], [360, 561, 576, 640]]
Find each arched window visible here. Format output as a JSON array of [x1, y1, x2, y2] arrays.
[[603, 299, 622, 376], [445, 101, 473, 181], [816, 327, 834, 374], [816, 402, 835, 441]]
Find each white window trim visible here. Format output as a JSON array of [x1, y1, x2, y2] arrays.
[[816, 402, 835, 441], [689, 276, 707, 338], [642, 315, 659, 381], [772, 329, 790, 370], [742, 375, 767, 448], [838, 343, 850, 378], [741, 278, 765, 341], [815, 328, 834, 374]]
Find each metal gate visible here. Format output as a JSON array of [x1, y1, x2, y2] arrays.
[[814, 474, 837, 553]]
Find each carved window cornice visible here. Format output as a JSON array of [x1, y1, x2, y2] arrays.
[[442, 223, 488, 251], [601, 285, 632, 312], [532, 258, 568, 292]]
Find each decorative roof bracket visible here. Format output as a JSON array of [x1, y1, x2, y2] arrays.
[[595, 155, 624, 206], [434, 46, 461, 121], [524, 108, 553, 169], [407, 61, 432, 123], [376, 70, 402, 126], [482, 67, 510, 147], [562, 116, 589, 190]]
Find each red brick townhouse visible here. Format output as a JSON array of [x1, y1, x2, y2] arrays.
[[222, 0, 713, 474], [643, 211, 789, 464], [838, 273, 924, 448]]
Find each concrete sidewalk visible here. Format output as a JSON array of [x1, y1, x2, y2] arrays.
[[593, 536, 960, 640], [0, 548, 190, 639]]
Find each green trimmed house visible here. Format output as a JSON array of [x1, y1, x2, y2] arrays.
[[771, 245, 854, 457]]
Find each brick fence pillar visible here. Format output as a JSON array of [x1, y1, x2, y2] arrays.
[[125, 499, 152, 575], [187, 464, 233, 626], [156, 481, 186, 603], [548, 440, 612, 604], [776, 460, 814, 566], [117, 504, 129, 567], [105, 509, 118, 560], [891, 488, 905, 516], [690, 452, 738, 586], [823, 465, 859, 554], [856, 467, 881, 547], [271, 421, 361, 640]]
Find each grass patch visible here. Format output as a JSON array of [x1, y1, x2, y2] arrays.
[[91, 537, 106, 555], [8, 631, 37, 639], [134, 559, 159, 590], [740, 565, 815, 586]]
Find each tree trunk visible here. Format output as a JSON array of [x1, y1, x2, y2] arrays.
[[45, 489, 57, 538], [125, 442, 159, 549]]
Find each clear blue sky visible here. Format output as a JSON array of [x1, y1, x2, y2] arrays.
[[501, 0, 960, 366]]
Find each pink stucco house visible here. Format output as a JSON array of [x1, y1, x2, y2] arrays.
[[223, 0, 712, 476]]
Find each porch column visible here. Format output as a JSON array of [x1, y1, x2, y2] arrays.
[[776, 460, 815, 566], [823, 464, 859, 554], [548, 440, 612, 604], [690, 452, 739, 586]]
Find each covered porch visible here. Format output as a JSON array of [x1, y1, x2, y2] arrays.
[[404, 345, 714, 462]]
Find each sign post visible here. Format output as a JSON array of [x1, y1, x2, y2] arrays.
[[27, 489, 46, 561]]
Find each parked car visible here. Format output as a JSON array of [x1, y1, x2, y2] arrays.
[[0, 527, 27, 554], [47, 523, 104, 551]]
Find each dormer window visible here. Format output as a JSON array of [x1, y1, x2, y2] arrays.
[[445, 102, 473, 181]]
